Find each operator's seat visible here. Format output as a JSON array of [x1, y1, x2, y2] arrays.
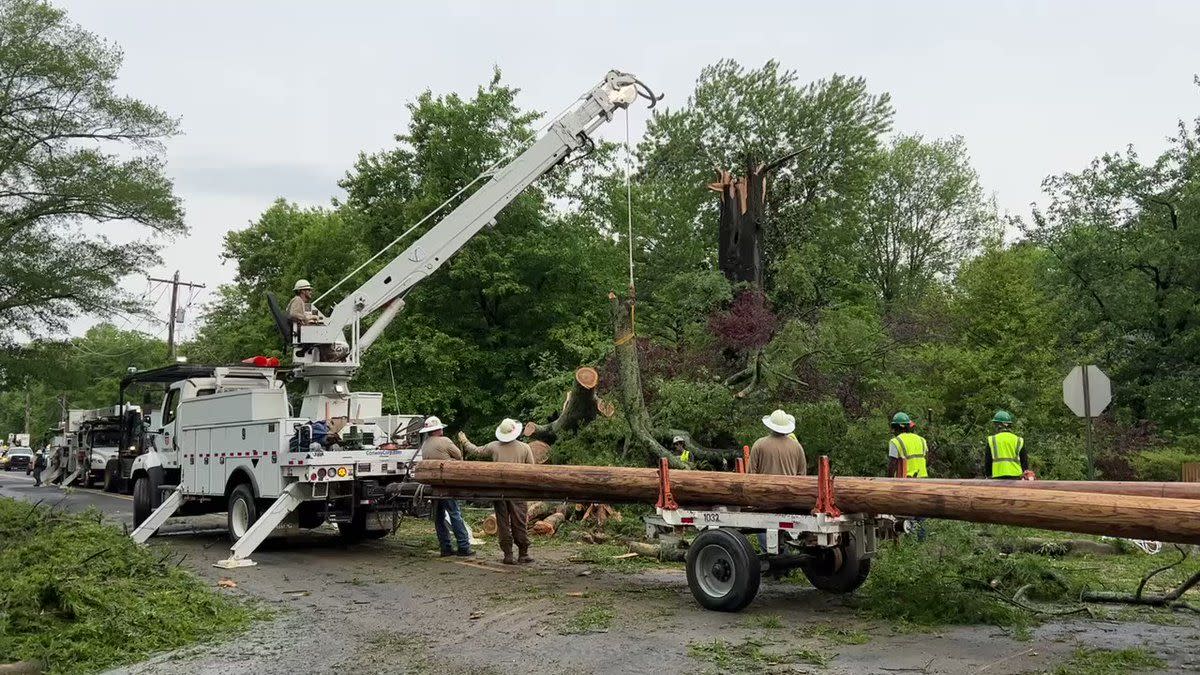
[[266, 292, 295, 348]]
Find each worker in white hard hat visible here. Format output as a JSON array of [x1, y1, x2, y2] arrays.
[[419, 415, 473, 557], [460, 418, 536, 565], [750, 409, 806, 476], [671, 435, 691, 463], [287, 279, 325, 325]]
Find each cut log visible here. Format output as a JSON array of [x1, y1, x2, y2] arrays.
[[415, 461, 1200, 545], [524, 367, 607, 444], [526, 501, 554, 522], [866, 478, 1200, 500], [528, 440, 551, 464], [531, 512, 565, 536], [481, 513, 497, 536]]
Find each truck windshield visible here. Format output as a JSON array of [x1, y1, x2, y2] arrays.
[[90, 430, 121, 447]]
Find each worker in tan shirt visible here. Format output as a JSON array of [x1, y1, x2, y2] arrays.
[[750, 409, 807, 476], [286, 279, 325, 325], [459, 418, 536, 565], [419, 416, 473, 557]]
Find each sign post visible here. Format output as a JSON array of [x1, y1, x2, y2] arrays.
[[1062, 365, 1112, 480]]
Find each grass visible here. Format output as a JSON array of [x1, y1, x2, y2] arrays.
[[1053, 647, 1166, 675], [798, 621, 871, 645], [559, 603, 615, 634], [0, 497, 262, 673], [688, 638, 830, 672], [743, 614, 784, 630]]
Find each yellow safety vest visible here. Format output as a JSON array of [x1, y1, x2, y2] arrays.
[[988, 432, 1024, 478], [889, 432, 928, 478], [680, 449, 691, 462]]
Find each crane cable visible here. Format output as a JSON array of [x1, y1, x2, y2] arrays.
[[613, 107, 637, 348]]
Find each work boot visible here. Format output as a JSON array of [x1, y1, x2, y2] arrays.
[[517, 550, 535, 564], [455, 548, 475, 557], [501, 548, 516, 565], [439, 549, 455, 558]]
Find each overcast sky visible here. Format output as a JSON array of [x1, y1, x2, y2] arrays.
[[58, 0, 1199, 340]]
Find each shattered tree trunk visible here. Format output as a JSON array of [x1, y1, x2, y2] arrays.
[[523, 366, 613, 445], [710, 155, 799, 398]]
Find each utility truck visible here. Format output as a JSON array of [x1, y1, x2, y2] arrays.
[[64, 406, 139, 489], [130, 70, 661, 567]]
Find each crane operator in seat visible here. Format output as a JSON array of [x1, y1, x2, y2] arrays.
[[288, 279, 326, 325]]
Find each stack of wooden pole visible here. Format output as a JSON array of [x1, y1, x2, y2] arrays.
[[414, 461, 1200, 545]]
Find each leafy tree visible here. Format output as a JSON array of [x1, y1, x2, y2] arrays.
[[0, 0, 183, 337], [863, 135, 996, 307], [637, 60, 894, 310], [1026, 109, 1200, 432]]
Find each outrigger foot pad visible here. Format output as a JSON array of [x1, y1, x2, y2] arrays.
[[214, 557, 258, 569]]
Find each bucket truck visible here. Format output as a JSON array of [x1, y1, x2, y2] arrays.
[[129, 70, 659, 567]]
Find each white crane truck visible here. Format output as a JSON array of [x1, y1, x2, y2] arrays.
[[129, 70, 660, 567]]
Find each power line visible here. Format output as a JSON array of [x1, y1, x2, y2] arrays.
[[147, 271, 206, 360]]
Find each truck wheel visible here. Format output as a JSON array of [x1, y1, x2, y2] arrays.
[[227, 484, 259, 542], [685, 529, 761, 612], [102, 462, 119, 493], [801, 535, 871, 594], [337, 511, 389, 542], [133, 476, 152, 527]]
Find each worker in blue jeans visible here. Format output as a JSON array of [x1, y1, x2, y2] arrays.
[[417, 416, 473, 557]]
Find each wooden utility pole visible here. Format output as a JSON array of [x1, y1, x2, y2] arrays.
[[148, 271, 206, 359]]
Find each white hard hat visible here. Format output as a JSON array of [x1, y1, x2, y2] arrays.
[[293, 279, 313, 292], [672, 436, 686, 445], [418, 416, 445, 433], [495, 418, 522, 443], [762, 409, 796, 435]]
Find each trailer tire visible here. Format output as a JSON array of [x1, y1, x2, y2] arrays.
[[102, 461, 119, 493], [685, 529, 761, 612], [801, 535, 871, 594], [227, 484, 259, 542]]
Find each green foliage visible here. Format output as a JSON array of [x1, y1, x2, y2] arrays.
[[559, 603, 614, 635], [0, 498, 259, 673], [688, 638, 829, 672], [0, 324, 167, 443], [0, 0, 184, 337], [1053, 647, 1165, 675], [650, 378, 737, 443], [859, 521, 1075, 627], [1130, 445, 1200, 481]]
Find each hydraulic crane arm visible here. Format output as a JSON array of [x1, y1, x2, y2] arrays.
[[295, 71, 657, 364]]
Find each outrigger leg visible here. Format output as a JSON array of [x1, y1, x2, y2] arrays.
[[131, 486, 183, 544], [214, 482, 306, 569]]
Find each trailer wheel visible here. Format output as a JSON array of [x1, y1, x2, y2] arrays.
[[102, 461, 119, 493], [685, 529, 761, 612], [133, 476, 152, 527], [227, 484, 259, 542], [801, 535, 871, 594]]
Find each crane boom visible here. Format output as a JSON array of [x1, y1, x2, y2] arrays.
[[294, 70, 655, 367]]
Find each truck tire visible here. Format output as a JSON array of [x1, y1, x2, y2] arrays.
[[337, 510, 389, 542], [102, 462, 119, 493], [227, 484, 259, 542], [801, 535, 871, 594], [133, 476, 152, 527], [685, 529, 761, 612]]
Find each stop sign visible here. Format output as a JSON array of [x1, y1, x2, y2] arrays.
[[1062, 365, 1111, 418]]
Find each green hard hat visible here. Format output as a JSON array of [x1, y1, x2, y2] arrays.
[[992, 410, 1015, 424], [890, 412, 912, 426]]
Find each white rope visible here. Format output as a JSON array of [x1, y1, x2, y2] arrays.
[[624, 108, 635, 289]]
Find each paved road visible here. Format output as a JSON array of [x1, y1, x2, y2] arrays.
[[3, 471, 1197, 675]]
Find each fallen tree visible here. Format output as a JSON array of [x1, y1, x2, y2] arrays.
[[1080, 545, 1200, 613], [523, 367, 613, 444], [416, 460, 1200, 545]]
